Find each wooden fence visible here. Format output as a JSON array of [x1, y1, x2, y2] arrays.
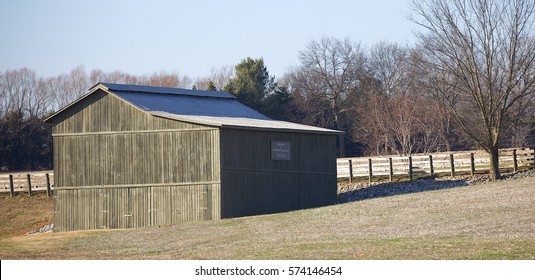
[[0, 171, 54, 197], [337, 148, 534, 182]]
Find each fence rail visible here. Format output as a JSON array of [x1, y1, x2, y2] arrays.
[[337, 148, 534, 182], [0, 171, 54, 196]]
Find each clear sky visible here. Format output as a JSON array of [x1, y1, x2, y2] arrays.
[[0, 0, 420, 79]]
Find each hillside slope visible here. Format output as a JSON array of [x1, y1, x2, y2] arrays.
[[1, 176, 534, 259], [0, 193, 53, 238]]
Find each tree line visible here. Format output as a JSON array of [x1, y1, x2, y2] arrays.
[[1, 0, 534, 179]]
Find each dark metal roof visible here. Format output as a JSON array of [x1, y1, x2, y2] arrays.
[[114, 91, 270, 120], [100, 82, 236, 99]]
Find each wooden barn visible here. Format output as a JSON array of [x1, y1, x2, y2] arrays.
[[45, 83, 340, 231]]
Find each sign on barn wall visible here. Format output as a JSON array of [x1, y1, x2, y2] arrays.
[[271, 140, 291, 161]]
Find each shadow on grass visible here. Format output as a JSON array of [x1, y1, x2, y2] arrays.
[[337, 179, 469, 204]]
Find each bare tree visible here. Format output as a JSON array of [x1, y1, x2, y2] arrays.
[[41, 75, 70, 111], [89, 69, 139, 85], [365, 42, 415, 155], [369, 42, 412, 96], [67, 66, 90, 99], [145, 71, 180, 87], [410, 0, 535, 179], [40, 66, 92, 111], [357, 42, 446, 156], [288, 36, 367, 154], [0, 68, 49, 118], [358, 91, 445, 156], [194, 65, 235, 90]]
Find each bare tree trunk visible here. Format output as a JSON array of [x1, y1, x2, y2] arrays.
[[489, 146, 500, 180]]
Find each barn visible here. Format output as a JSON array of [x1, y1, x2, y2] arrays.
[[45, 83, 341, 231]]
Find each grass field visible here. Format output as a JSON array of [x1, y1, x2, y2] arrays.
[[0, 177, 534, 259]]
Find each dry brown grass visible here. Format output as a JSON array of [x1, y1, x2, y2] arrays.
[[1, 177, 534, 259], [0, 192, 53, 238]]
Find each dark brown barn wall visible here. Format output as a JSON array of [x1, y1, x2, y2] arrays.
[[219, 128, 337, 218], [52, 90, 221, 231]]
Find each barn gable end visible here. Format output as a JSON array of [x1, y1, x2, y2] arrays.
[[52, 89, 208, 134]]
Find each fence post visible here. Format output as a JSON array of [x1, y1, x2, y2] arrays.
[[388, 157, 393, 182], [513, 149, 518, 172], [368, 158, 373, 183], [449, 154, 455, 177], [26, 174, 32, 197], [46, 173, 51, 197], [428, 155, 434, 177], [348, 159, 353, 183], [470, 153, 475, 176], [408, 156, 413, 181], [9, 174, 14, 197]]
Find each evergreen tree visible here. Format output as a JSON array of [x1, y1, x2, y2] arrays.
[[262, 86, 292, 120], [224, 57, 274, 111]]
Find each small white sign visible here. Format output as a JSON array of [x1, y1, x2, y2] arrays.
[[271, 140, 291, 161]]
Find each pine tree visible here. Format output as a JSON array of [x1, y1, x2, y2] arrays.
[[224, 57, 274, 111]]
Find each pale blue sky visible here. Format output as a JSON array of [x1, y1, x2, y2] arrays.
[[0, 0, 419, 79]]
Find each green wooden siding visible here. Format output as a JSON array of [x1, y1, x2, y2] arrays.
[[52, 89, 206, 134], [54, 184, 220, 231], [219, 128, 337, 218], [54, 130, 220, 187], [52, 90, 221, 231]]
